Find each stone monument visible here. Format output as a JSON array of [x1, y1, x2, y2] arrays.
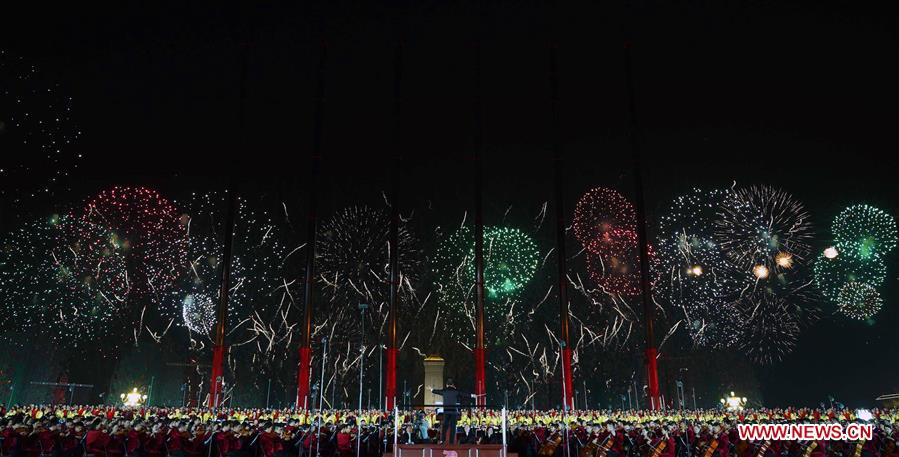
[[423, 355, 445, 408]]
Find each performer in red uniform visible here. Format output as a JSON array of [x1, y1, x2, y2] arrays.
[[85, 424, 111, 457]]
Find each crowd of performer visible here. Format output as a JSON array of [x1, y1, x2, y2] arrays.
[[0, 404, 896, 457]]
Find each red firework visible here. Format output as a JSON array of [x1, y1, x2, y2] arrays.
[[78, 186, 188, 295], [585, 229, 656, 297], [574, 187, 652, 297], [573, 187, 637, 252]]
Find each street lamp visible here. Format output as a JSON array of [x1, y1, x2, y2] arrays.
[[677, 368, 689, 410], [120, 388, 148, 407], [719, 391, 747, 411]]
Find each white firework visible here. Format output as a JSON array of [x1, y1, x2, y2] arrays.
[[182, 293, 216, 334]]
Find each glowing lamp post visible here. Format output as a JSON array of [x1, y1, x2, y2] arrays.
[[719, 392, 747, 411], [120, 388, 148, 407]]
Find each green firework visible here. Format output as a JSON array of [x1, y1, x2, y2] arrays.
[[436, 225, 539, 301], [832, 204, 897, 260], [813, 251, 886, 302], [836, 281, 883, 320], [434, 224, 539, 340]]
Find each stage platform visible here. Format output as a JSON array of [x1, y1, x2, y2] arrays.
[[386, 444, 514, 457]]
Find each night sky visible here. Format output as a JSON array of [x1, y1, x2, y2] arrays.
[[2, 0, 897, 407]]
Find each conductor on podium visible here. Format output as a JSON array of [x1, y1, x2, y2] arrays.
[[428, 378, 478, 445]]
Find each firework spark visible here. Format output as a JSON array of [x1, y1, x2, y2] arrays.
[[434, 223, 538, 340], [79, 186, 187, 297], [736, 293, 799, 365], [815, 203, 894, 319], [716, 185, 814, 274], [176, 192, 302, 360], [832, 204, 897, 260], [0, 215, 127, 347], [836, 281, 883, 320], [657, 188, 743, 348], [0, 51, 82, 200]]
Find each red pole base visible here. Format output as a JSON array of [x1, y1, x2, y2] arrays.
[[561, 347, 574, 410], [645, 347, 661, 410], [296, 346, 312, 409], [209, 344, 226, 408], [474, 347, 486, 407], [385, 347, 398, 410]]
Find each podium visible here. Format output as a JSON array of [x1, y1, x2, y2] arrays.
[[387, 444, 514, 457]]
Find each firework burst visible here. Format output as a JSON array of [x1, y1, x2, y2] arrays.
[[657, 188, 742, 348], [584, 230, 656, 298], [317, 206, 420, 303], [736, 293, 800, 365], [175, 192, 301, 356], [317, 205, 421, 343], [434, 223, 538, 341], [836, 281, 883, 320], [832, 205, 897, 261], [573, 187, 637, 254], [815, 204, 894, 319], [0, 215, 127, 347], [471, 226, 539, 300], [715, 185, 818, 328], [813, 251, 886, 302], [181, 293, 216, 334], [573, 187, 652, 297], [716, 185, 814, 275], [79, 186, 187, 297], [654, 185, 818, 362]]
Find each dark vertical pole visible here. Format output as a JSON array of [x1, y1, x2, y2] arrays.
[[385, 41, 403, 412], [623, 43, 661, 410], [209, 189, 237, 408], [550, 42, 575, 412], [209, 190, 236, 408], [472, 40, 487, 408], [208, 15, 249, 408], [297, 43, 327, 410]]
